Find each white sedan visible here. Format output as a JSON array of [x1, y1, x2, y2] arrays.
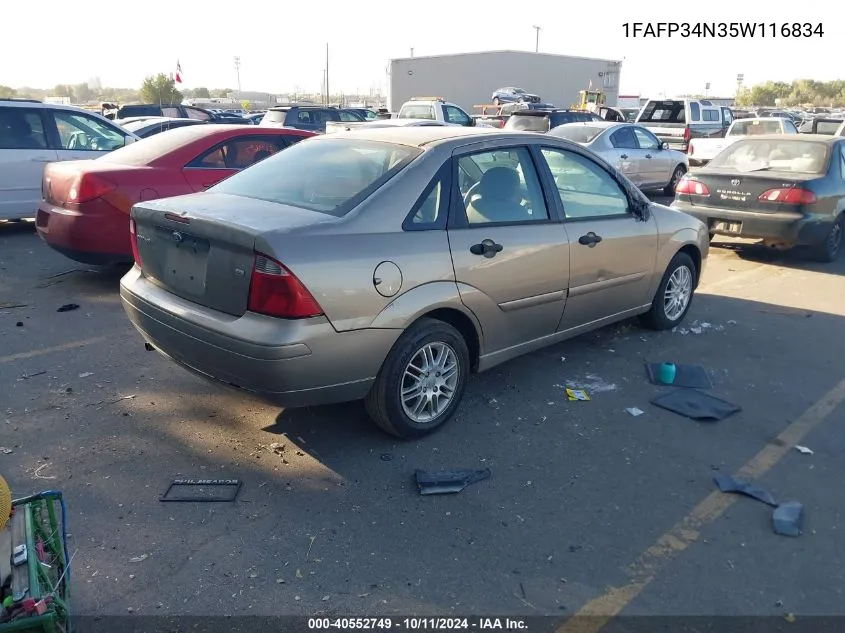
[[548, 122, 688, 196]]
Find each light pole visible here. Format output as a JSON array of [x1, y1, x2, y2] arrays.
[[533, 26, 541, 52], [233, 56, 241, 103]]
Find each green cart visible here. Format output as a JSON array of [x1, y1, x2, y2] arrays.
[[0, 491, 70, 633]]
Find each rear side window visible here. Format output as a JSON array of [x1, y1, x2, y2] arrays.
[[689, 102, 701, 121], [702, 109, 720, 122], [0, 108, 48, 149], [210, 138, 420, 216], [609, 127, 638, 149], [187, 136, 294, 169], [507, 114, 549, 132]]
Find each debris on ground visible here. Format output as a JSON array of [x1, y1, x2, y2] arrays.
[[625, 407, 644, 417], [646, 362, 713, 389], [379, 453, 393, 462], [129, 554, 149, 563], [20, 371, 47, 380], [773, 502, 804, 537], [414, 468, 491, 495], [652, 389, 741, 421], [56, 303, 80, 312], [78, 372, 94, 378], [672, 320, 725, 335], [0, 302, 27, 309], [713, 474, 778, 507], [565, 388, 590, 401], [567, 374, 617, 393], [794, 445, 814, 455], [0, 447, 13, 455]]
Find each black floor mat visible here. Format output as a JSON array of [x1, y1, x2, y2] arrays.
[[651, 389, 741, 421], [646, 362, 713, 389]]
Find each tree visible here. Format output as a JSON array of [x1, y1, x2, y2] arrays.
[[74, 83, 95, 103], [211, 88, 232, 98], [0, 85, 17, 98], [139, 74, 183, 104], [192, 87, 210, 98]]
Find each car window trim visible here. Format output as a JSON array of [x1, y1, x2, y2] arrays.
[[447, 143, 561, 229], [402, 161, 453, 231], [536, 144, 639, 223]]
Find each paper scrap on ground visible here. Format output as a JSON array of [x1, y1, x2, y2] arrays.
[[566, 388, 590, 401], [794, 445, 814, 455], [626, 407, 644, 417]]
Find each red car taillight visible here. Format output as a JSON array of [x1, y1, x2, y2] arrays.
[[758, 188, 817, 204], [129, 218, 142, 267], [675, 178, 710, 196], [67, 173, 117, 204], [247, 253, 323, 319], [683, 126, 691, 144]]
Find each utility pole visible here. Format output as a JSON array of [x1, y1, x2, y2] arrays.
[[533, 26, 541, 52], [325, 43, 330, 106], [410, 47, 414, 57], [233, 56, 241, 102]]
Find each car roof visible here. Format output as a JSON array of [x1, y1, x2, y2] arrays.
[[733, 134, 840, 143], [311, 126, 535, 148]]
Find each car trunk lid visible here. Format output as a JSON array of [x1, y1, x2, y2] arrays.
[[132, 192, 333, 316], [681, 169, 818, 213], [43, 160, 143, 206]]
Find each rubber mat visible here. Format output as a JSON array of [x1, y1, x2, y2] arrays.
[[651, 389, 741, 421]]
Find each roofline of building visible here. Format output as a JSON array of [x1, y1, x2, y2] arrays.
[[390, 49, 622, 65]]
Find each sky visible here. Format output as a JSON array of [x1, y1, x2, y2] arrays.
[[1, 0, 839, 98]]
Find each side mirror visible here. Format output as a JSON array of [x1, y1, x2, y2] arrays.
[[661, 142, 669, 150]]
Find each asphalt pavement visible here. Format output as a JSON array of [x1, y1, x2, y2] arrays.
[[1, 209, 844, 624]]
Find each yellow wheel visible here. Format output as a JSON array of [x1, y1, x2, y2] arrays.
[[0, 475, 11, 530]]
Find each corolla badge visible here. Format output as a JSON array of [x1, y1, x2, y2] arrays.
[[730, 178, 741, 186], [171, 231, 184, 243]]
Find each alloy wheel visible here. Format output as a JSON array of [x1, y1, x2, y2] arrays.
[[664, 265, 693, 321], [400, 342, 459, 424]]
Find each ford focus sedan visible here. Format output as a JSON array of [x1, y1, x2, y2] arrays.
[[120, 128, 709, 439]]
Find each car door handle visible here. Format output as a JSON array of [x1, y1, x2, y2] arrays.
[[578, 232, 603, 247], [620, 154, 628, 159], [470, 239, 503, 258]]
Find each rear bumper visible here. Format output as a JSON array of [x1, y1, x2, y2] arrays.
[[119, 266, 401, 408], [36, 200, 132, 265], [670, 200, 830, 245]]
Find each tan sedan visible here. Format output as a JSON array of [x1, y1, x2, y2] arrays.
[[121, 127, 709, 439]]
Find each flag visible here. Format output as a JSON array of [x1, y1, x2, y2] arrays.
[[175, 60, 183, 84]]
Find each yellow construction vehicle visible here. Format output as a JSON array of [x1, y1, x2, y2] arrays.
[[572, 89, 606, 111]]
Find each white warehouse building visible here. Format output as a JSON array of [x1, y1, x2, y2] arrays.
[[388, 50, 622, 113]]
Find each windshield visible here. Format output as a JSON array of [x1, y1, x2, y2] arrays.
[[637, 100, 685, 123], [730, 119, 787, 135], [548, 124, 605, 144], [505, 115, 548, 132], [709, 140, 829, 174], [210, 138, 421, 217]]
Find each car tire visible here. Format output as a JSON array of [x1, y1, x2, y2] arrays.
[[365, 317, 470, 439], [641, 252, 697, 330], [663, 164, 687, 197], [810, 214, 844, 263]]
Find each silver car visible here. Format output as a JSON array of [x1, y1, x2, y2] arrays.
[[121, 128, 709, 439], [549, 122, 689, 196]]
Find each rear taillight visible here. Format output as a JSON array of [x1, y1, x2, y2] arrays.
[[758, 188, 817, 204], [247, 253, 323, 319], [68, 173, 117, 204], [683, 126, 691, 143], [129, 218, 142, 267], [675, 178, 710, 196]]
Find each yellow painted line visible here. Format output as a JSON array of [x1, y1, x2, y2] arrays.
[[557, 375, 845, 633], [0, 337, 108, 364]]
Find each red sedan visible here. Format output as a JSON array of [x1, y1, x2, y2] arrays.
[[36, 125, 315, 265]]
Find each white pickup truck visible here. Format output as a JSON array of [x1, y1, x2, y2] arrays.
[[687, 117, 798, 166]]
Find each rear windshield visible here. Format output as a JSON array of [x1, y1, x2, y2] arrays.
[[97, 126, 206, 165], [637, 100, 686, 123], [505, 114, 549, 132], [263, 109, 289, 124], [730, 119, 788, 135], [398, 105, 436, 120], [548, 124, 605, 143], [210, 138, 421, 217], [709, 139, 829, 174]]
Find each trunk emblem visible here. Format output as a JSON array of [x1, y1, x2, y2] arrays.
[[172, 231, 184, 243], [731, 179, 741, 186]]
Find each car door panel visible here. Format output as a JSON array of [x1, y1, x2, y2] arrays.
[[447, 146, 569, 354], [632, 127, 666, 186], [0, 108, 57, 220], [537, 147, 658, 331], [608, 127, 643, 185]]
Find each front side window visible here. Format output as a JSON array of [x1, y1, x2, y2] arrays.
[[211, 139, 419, 217], [457, 147, 549, 225], [540, 148, 629, 219], [339, 111, 361, 122], [444, 106, 470, 125], [0, 109, 48, 149], [52, 111, 125, 151]]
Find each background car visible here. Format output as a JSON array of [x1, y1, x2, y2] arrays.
[[671, 135, 845, 261], [504, 109, 602, 133], [119, 116, 208, 138], [491, 87, 541, 105], [549, 122, 689, 195], [36, 125, 315, 265], [260, 106, 365, 133], [120, 127, 708, 440], [0, 98, 139, 221]]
